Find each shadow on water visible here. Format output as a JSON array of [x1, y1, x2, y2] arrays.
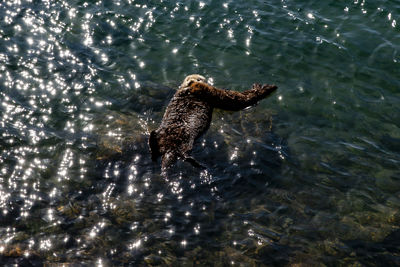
[[83, 96, 296, 265]]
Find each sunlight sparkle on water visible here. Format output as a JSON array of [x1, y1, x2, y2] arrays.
[[129, 239, 142, 250], [307, 13, 315, 19], [39, 239, 52, 250]]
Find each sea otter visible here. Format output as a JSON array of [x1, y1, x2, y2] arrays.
[[149, 74, 277, 171]]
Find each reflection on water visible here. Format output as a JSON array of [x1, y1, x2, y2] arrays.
[[1, 0, 400, 265]]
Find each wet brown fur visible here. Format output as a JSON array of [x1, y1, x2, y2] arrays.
[[149, 75, 277, 171]]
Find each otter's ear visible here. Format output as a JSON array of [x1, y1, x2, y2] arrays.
[[149, 130, 160, 161]]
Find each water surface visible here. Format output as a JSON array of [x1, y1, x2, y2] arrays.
[[0, 0, 399, 265]]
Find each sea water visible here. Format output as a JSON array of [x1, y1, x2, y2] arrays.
[[0, 0, 399, 265]]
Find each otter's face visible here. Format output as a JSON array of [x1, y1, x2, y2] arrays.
[[179, 74, 206, 89]]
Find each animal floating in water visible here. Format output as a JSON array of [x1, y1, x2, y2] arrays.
[[149, 74, 277, 172]]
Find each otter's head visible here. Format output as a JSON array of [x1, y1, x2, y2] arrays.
[[179, 74, 206, 89]]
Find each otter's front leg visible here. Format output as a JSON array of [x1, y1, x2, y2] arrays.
[[188, 82, 277, 111]]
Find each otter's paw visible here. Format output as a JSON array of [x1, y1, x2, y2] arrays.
[[252, 83, 277, 96], [252, 83, 263, 90], [262, 84, 278, 91]]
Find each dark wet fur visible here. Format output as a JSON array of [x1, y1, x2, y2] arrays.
[[149, 81, 277, 171]]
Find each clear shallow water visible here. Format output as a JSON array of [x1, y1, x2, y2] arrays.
[[0, 0, 399, 265]]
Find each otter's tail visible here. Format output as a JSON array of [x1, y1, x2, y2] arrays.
[[149, 130, 160, 161]]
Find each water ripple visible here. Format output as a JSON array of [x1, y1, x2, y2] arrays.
[[0, 0, 399, 265]]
